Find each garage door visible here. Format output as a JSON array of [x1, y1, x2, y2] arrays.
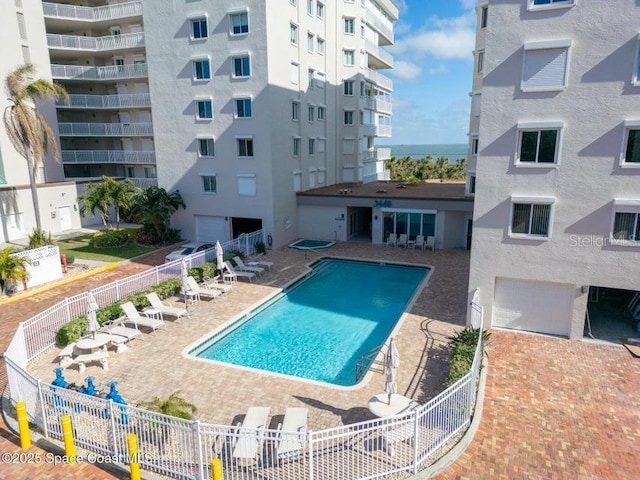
[[493, 278, 573, 336], [195, 215, 226, 243]]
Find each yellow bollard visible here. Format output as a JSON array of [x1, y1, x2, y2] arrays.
[[127, 433, 141, 480], [60, 415, 75, 462], [16, 401, 31, 450], [211, 457, 222, 480]]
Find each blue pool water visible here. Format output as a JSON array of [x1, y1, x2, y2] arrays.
[[289, 239, 336, 250], [191, 259, 429, 386]]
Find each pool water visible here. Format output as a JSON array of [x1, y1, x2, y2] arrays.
[[191, 259, 429, 386], [289, 239, 336, 250]]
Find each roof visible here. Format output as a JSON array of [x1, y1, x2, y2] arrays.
[[297, 180, 472, 201]]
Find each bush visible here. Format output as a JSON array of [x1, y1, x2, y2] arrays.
[[56, 317, 88, 346], [65, 254, 75, 265], [135, 227, 182, 246], [28, 229, 53, 249], [226, 249, 244, 261], [187, 266, 204, 283], [254, 241, 266, 254], [201, 262, 218, 280], [446, 327, 490, 386], [92, 229, 130, 248], [154, 279, 181, 299]]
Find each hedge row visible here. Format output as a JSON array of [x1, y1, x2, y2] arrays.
[[446, 327, 490, 386]]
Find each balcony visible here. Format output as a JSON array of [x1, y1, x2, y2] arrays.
[[364, 69, 393, 92], [47, 32, 144, 52], [42, 1, 142, 22], [57, 93, 151, 109], [363, 1, 394, 44], [362, 124, 392, 138], [362, 162, 390, 183], [361, 96, 393, 115], [51, 64, 147, 80], [129, 177, 158, 189], [362, 147, 392, 163], [58, 122, 153, 137], [62, 150, 155, 164], [365, 39, 394, 69]]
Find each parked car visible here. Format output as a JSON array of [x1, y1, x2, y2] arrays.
[[164, 242, 214, 263]]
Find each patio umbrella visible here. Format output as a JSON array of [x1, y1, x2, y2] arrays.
[[385, 337, 400, 404], [86, 291, 100, 340], [181, 257, 190, 313], [216, 241, 224, 276]]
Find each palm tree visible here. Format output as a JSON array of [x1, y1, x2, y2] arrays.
[[131, 186, 185, 244], [137, 391, 197, 420], [78, 180, 111, 226], [78, 176, 139, 228], [0, 247, 30, 295], [3, 64, 67, 231]]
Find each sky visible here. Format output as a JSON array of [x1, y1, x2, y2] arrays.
[[378, 0, 477, 146]]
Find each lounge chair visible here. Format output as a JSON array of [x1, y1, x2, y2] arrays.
[[233, 406, 271, 465], [146, 292, 189, 320], [276, 407, 308, 461], [397, 234, 408, 248], [414, 235, 425, 250], [232, 256, 265, 275], [224, 261, 256, 282], [386, 233, 397, 247], [425, 236, 435, 251], [120, 301, 166, 334], [186, 276, 222, 300], [202, 278, 233, 293], [101, 318, 144, 345], [246, 254, 274, 271]]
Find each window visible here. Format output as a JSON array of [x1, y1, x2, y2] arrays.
[[292, 101, 300, 120], [309, 138, 315, 155], [528, 0, 575, 10], [622, 121, 640, 165], [293, 137, 301, 156], [293, 171, 302, 192], [469, 175, 476, 195], [344, 80, 354, 95], [196, 99, 213, 120], [307, 0, 313, 15], [198, 138, 215, 157], [317, 37, 325, 55], [308, 105, 315, 122], [510, 197, 554, 237], [476, 50, 485, 74], [522, 40, 571, 92], [290, 62, 299, 84], [235, 98, 252, 118], [124, 166, 134, 177], [344, 17, 355, 34], [344, 110, 354, 125], [190, 17, 208, 39], [230, 12, 249, 35], [290, 0, 296, 5], [193, 59, 211, 80], [237, 174, 256, 196], [612, 202, 640, 242], [471, 135, 479, 156], [237, 138, 254, 157], [144, 166, 156, 179], [343, 138, 355, 155], [317, 106, 325, 121], [201, 175, 217, 194], [343, 50, 355, 66], [516, 122, 562, 165], [290, 23, 298, 45], [308, 69, 314, 88], [315, 72, 325, 88], [472, 92, 482, 117], [318, 168, 326, 184], [480, 6, 488, 29], [317, 138, 325, 153], [307, 33, 314, 52], [233, 55, 250, 77], [316, 2, 324, 18]]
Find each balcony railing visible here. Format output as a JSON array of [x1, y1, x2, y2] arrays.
[[47, 32, 144, 51], [365, 39, 394, 68], [51, 63, 147, 80], [361, 96, 393, 115], [129, 177, 158, 189], [62, 150, 155, 164], [58, 122, 153, 137], [362, 161, 390, 183], [362, 124, 392, 138], [364, 69, 393, 92], [42, 1, 142, 22], [362, 147, 392, 163], [363, 3, 394, 43], [57, 93, 151, 109]]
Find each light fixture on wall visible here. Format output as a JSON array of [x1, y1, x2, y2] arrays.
[[581, 285, 589, 294]]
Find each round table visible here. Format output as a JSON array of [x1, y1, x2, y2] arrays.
[[76, 333, 113, 353], [368, 393, 416, 418]]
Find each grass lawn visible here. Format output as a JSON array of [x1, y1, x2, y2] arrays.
[[55, 228, 156, 263]]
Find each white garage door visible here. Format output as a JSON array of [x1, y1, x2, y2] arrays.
[[493, 278, 573, 336], [195, 215, 226, 243]]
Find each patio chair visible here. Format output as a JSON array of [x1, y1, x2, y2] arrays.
[[186, 276, 222, 300], [202, 278, 233, 293], [246, 253, 274, 271], [414, 235, 426, 250], [224, 261, 256, 282], [276, 407, 308, 461], [120, 301, 166, 334], [145, 292, 189, 320], [425, 236, 436, 251], [386, 233, 398, 247], [233, 406, 271, 466], [232, 256, 265, 275], [397, 234, 408, 248], [100, 318, 144, 345]]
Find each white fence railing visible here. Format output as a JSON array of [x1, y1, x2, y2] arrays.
[[58, 122, 153, 137], [363, 0, 394, 42], [47, 32, 145, 51], [42, 1, 142, 21], [4, 246, 484, 480], [365, 39, 394, 68], [364, 69, 394, 92], [57, 93, 151, 109], [62, 150, 155, 164], [51, 64, 148, 80]]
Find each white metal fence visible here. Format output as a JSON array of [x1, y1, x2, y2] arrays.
[[3, 238, 484, 480]]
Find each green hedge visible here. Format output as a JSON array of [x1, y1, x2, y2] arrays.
[[446, 327, 490, 386]]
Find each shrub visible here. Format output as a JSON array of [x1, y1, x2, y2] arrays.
[[135, 227, 182, 246], [187, 266, 204, 283], [28, 229, 53, 249], [154, 279, 181, 299], [446, 327, 490, 386], [92, 229, 130, 248], [65, 255, 75, 265], [201, 262, 218, 280], [56, 317, 88, 346], [226, 249, 244, 261], [254, 241, 266, 254]]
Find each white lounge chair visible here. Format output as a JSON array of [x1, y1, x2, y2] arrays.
[[397, 234, 408, 248], [146, 292, 189, 319], [386, 233, 398, 247], [101, 318, 144, 345], [246, 254, 274, 271], [224, 261, 256, 282], [202, 278, 233, 293], [233, 406, 270, 465], [187, 276, 222, 300], [120, 301, 166, 334], [276, 407, 308, 461], [232, 256, 265, 275]]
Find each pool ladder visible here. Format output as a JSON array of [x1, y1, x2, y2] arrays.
[[355, 343, 386, 383]]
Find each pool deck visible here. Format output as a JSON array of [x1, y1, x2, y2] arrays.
[[29, 243, 469, 432]]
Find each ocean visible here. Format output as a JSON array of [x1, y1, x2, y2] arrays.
[[384, 144, 468, 162]]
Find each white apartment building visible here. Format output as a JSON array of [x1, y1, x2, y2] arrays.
[[468, 0, 640, 339]]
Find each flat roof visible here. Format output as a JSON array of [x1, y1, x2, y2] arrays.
[[297, 180, 472, 201]]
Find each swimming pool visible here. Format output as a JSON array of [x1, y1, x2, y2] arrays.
[[190, 258, 429, 386], [289, 239, 336, 250]]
